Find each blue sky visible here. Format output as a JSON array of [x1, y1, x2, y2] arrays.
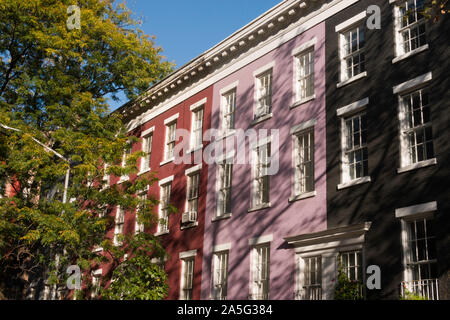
[[108, 0, 281, 110]]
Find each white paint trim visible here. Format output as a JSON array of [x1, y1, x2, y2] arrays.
[[393, 72, 432, 94], [216, 150, 236, 163], [185, 163, 202, 176], [252, 61, 276, 77], [163, 113, 179, 125], [125, 0, 359, 132], [158, 175, 174, 186], [336, 71, 367, 88], [189, 97, 207, 111], [212, 243, 232, 252], [336, 97, 369, 117], [395, 201, 437, 219], [248, 234, 273, 246], [179, 249, 197, 259], [397, 158, 437, 174], [219, 80, 239, 95], [249, 135, 273, 149], [337, 176, 371, 190], [92, 269, 102, 276], [291, 37, 317, 56], [140, 126, 155, 137], [335, 11, 367, 32], [392, 44, 429, 64], [290, 119, 317, 135]]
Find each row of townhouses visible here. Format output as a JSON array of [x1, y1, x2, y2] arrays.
[[94, 0, 449, 300]]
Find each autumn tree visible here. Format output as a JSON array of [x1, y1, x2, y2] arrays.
[[0, 0, 173, 299]]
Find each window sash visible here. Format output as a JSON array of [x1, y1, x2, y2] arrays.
[[343, 113, 368, 181], [191, 109, 204, 148], [213, 251, 229, 300], [158, 184, 171, 232], [296, 49, 315, 101], [181, 258, 195, 300], [187, 173, 199, 215], [165, 122, 177, 160], [217, 162, 233, 216], [341, 26, 365, 80], [294, 130, 315, 195], [253, 143, 271, 207], [255, 71, 272, 118], [303, 256, 322, 287], [251, 245, 270, 300], [114, 206, 124, 245], [400, 88, 434, 165], [222, 90, 236, 133], [340, 251, 363, 282], [142, 134, 152, 171], [135, 192, 147, 234]]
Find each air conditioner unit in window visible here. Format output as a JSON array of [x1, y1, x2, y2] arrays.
[[181, 211, 197, 224]]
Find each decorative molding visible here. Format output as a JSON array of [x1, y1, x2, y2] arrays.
[[163, 113, 179, 125], [395, 201, 437, 219], [252, 61, 276, 77], [189, 97, 207, 111], [393, 72, 432, 94], [335, 11, 367, 32], [336, 97, 369, 117], [212, 243, 232, 252], [158, 175, 174, 186], [179, 249, 197, 259], [291, 37, 317, 56], [290, 119, 317, 134], [248, 234, 273, 246], [185, 163, 202, 176]]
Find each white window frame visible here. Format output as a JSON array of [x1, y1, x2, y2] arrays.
[[296, 255, 322, 300], [220, 88, 237, 136], [250, 243, 270, 300], [394, 73, 436, 172], [135, 188, 148, 234], [396, 201, 439, 299], [102, 163, 110, 189], [294, 48, 315, 104], [291, 123, 315, 199], [212, 250, 229, 300], [119, 145, 131, 182], [250, 138, 272, 209], [190, 104, 204, 151], [163, 121, 177, 163], [183, 165, 201, 226], [336, 12, 367, 87], [180, 250, 196, 300], [215, 152, 234, 219], [156, 177, 173, 235], [140, 126, 154, 173], [113, 206, 124, 246], [253, 62, 274, 120], [91, 269, 102, 299], [392, 0, 428, 61], [337, 98, 371, 189]]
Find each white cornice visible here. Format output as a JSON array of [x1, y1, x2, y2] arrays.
[[124, 0, 359, 131]]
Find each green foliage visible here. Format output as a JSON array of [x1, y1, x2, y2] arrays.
[[0, 0, 173, 299], [400, 289, 428, 300], [334, 264, 364, 300]]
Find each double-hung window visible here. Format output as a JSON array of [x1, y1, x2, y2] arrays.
[[212, 251, 229, 300], [165, 121, 177, 161], [252, 142, 271, 208], [113, 206, 124, 246], [180, 257, 195, 300], [250, 244, 270, 300], [399, 88, 434, 166], [295, 49, 315, 101], [216, 160, 233, 218], [119, 146, 131, 182], [158, 182, 171, 233], [293, 129, 315, 196], [255, 70, 272, 119], [141, 133, 152, 172], [339, 251, 364, 298], [393, 0, 427, 57], [221, 90, 236, 135], [185, 171, 200, 223], [191, 108, 204, 150], [299, 256, 322, 300], [135, 191, 147, 234], [339, 25, 366, 82], [343, 113, 368, 181]]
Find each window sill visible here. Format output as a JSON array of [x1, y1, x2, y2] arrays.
[[336, 72, 367, 88], [212, 213, 232, 222], [160, 157, 174, 167], [251, 113, 273, 126], [290, 95, 316, 109], [138, 168, 151, 176], [397, 158, 437, 174], [289, 191, 317, 203], [248, 203, 271, 213], [180, 221, 198, 230], [92, 246, 103, 253], [216, 130, 236, 141], [154, 230, 169, 237], [186, 145, 203, 154], [337, 176, 371, 190], [118, 176, 129, 183], [392, 45, 429, 64]]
